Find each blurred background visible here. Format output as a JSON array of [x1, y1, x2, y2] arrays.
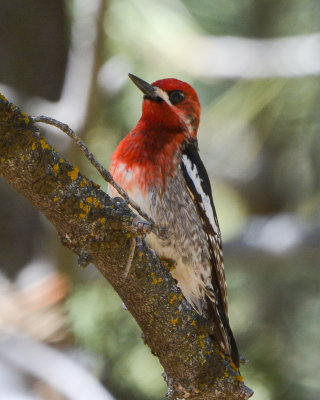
[[0, 0, 320, 399]]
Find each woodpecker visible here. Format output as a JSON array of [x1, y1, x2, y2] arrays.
[[109, 74, 239, 366]]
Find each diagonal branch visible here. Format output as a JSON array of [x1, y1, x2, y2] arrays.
[[0, 95, 253, 400], [30, 115, 161, 236]]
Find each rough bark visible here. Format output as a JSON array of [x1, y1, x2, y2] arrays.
[[0, 95, 253, 400]]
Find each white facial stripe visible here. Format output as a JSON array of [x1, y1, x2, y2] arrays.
[[182, 155, 219, 234], [154, 87, 172, 106], [153, 87, 194, 135], [153, 87, 193, 135]]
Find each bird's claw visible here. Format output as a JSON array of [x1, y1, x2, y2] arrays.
[[153, 226, 169, 240], [132, 217, 169, 240], [132, 217, 153, 235]]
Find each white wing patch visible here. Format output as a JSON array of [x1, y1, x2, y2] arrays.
[[182, 150, 228, 315], [182, 154, 219, 235]]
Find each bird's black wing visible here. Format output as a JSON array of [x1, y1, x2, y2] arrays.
[[181, 140, 239, 366]]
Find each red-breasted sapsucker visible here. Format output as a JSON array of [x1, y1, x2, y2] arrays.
[[109, 74, 239, 366]]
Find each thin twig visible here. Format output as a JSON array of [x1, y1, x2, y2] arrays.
[[30, 115, 165, 238], [124, 236, 137, 278]]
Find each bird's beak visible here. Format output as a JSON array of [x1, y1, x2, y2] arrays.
[[128, 73, 157, 99]]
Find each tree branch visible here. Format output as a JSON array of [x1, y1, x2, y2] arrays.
[[0, 95, 253, 400], [30, 115, 165, 239]]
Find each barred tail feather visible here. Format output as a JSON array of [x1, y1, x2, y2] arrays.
[[207, 297, 240, 367], [227, 322, 240, 368]]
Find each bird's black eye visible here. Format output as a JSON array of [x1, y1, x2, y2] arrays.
[[169, 90, 185, 105]]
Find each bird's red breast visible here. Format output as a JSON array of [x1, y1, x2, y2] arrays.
[[110, 77, 201, 195]]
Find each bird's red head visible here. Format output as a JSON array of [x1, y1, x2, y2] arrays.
[[129, 74, 201, 138]]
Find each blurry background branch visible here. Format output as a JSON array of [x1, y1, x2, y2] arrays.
[[184, 33, 320, 79], [1, 0, 106, 138], [0, 333, 115, 400]]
